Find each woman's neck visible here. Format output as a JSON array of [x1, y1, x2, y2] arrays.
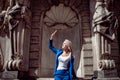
[[63, 50, 69, 54]]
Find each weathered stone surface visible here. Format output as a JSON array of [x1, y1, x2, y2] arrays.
[[93, 78, 120, 80], [0, 71, 18, 79], [93, 70, 120, 80]]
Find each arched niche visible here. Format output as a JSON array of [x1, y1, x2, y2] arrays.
[[39, 3, 82, 77]]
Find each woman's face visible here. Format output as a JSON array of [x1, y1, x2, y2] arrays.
[[62, 42, 68, 50], [62, 41, 69, 50]]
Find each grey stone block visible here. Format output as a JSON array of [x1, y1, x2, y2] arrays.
[[0, 71, 18, 79], [93, 78, 120, 80], [93, 70, 120, 80], [94, 70, 118, 78]]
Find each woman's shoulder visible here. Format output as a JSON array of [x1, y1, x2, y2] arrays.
[[58, 49, 63, 53]]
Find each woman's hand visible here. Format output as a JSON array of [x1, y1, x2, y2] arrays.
[[50, 30, 57, 40]]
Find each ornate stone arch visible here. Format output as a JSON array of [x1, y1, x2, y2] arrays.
[[38, 0, 83, 77]]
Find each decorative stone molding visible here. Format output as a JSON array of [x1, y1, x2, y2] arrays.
[[99, 59, 115, 70], [6, 59, 23, 71], [99, 53, 115, 70], [44, 3, 79, 30]]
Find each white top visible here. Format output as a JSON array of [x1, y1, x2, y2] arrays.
[[57, 53, 71, 70]]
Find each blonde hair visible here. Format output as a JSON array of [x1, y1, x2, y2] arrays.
[[64, 39, 72, 48]]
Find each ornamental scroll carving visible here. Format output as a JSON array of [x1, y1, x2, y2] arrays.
[[99, 53, 115, 70], [0, 0, 31, 71]]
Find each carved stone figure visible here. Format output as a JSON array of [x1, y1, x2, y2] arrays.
[[92, 0, 118, 70], [0, 0, 31, 71], [93, 0, 119, 40]]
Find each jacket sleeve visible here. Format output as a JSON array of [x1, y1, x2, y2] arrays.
[[49, 39, 58, 54]]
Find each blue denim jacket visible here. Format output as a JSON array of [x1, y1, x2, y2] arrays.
[[49, 39, 76, 80]]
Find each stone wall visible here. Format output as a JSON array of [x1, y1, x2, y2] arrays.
[[29, 0, 93, 79]]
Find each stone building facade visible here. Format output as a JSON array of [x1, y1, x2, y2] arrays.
[[0, 0, 120, 80]]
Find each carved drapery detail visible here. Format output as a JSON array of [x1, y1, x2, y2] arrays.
[[0, 0, 31, 71], [92, 0, 119, 70], [93, 0, 118, 40]]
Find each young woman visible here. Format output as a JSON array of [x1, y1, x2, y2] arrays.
[[49, 30, 76, 80]]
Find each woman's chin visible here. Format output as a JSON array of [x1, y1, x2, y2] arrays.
[[62, 47, 65, 50]]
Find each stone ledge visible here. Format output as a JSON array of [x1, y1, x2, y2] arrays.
[[37, 78, 54, 80], [93, 70, 120, 80], [93, 78, 120, 80], [0, 71, 18, 79], [94, 70, 118, 78], [37, 78, 83, 80]]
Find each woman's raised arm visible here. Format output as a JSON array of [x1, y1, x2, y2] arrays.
[[49, 30, 58, 54], [50, 30, 57, 40]]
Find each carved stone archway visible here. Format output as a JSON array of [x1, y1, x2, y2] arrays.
[[37, 0, 83, 77]]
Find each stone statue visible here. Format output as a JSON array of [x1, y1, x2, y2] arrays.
[[93, 0, 119, 41], [92, 0, 118, 70], [0, 0, 31, 71]]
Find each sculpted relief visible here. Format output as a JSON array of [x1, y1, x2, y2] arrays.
[[0, 0, 31, 71], [44, 3, 79, 30], [93, 0, 119, 70], [93, 0, 118, 41]]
